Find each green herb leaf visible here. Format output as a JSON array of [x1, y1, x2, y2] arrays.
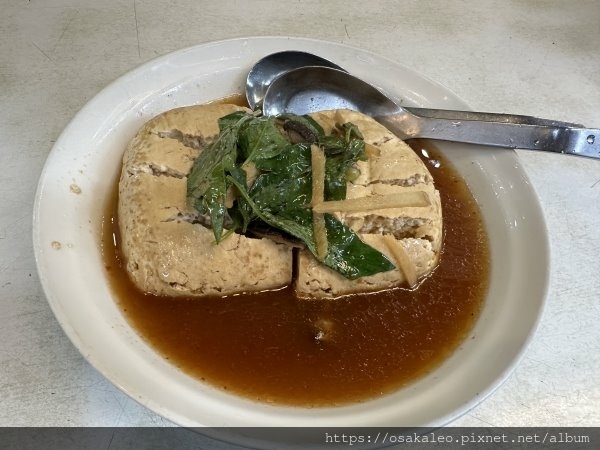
[[322, 215, 395, 279], [187, 112, 253, 242], [238, 117, 289, 163], [338, 121, 364, 141], [227, 166, 252, 232], [324, 138, 365, 200], [217, 111, 249, 130], [227, 174, 314, 244]]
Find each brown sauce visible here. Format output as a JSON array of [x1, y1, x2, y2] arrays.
[[101, 107, 490, 406]]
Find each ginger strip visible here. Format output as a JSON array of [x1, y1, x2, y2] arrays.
[[313, 191, 430, 214], [364, 142, 381, 158], [313, 214, 328, 261], [382, 235, 418, 288], [311, 145, 328, 260]]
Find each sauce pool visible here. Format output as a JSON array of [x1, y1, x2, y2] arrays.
[[102, 135, 490, 407]]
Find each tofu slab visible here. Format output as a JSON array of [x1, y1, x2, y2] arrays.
[[295, 110, 443, 298], [118, 104, 293, 297]]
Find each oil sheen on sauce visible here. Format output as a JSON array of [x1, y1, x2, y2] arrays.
[[102, 134, 490, 407]]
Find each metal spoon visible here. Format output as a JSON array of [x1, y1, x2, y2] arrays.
[[262, 66, 600, 159], [246, 50, 584, 130], [246, 51, 344, 110]]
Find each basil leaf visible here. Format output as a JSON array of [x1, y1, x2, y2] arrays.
[[338, 121, 364, 141], [227, 166, 253, 232], [322, 215, 395, 279], [319, 135, 346, 155], [253, 142, 312, 175], [324, 139, 365, 200], [218, 111, 248, 130], [187, 113, 253, 241], [250, 172, 311, 215], [200, 165, 228, 242], [227, 174, 314, 245], [238, 117, 289, 162]]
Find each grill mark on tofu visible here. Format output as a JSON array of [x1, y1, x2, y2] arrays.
[[160, 209, 234, 230], [126, 128, 216, 180], [368, 173, 431, 187], [348, 215, 434, 240], [156, 129, 214, 151], [124, 129, 217, 181], [372, 136, 394, 145], [127, 163, 186, 179], [161, 210, 211, 227]]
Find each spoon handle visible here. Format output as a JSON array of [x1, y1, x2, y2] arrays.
[[406, 108, 584, 128], [380, 114, 600, 159]]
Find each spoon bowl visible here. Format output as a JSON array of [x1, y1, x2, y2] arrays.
[[262, 65, 401, 119], [246, 51, 344, 110]]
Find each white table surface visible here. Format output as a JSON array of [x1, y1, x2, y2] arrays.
[[1, 0, 598, 438]]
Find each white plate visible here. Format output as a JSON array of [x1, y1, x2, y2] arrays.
[[33, 37, 549, 441]]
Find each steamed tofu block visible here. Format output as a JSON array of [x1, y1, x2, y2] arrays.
[[295, 110, 443, 298], [118, 104, 293, 297]]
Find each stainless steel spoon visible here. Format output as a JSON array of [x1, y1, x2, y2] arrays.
[[246, 51, 344, 111], [262, 66, 600, 159], [246, 50, 585, 130]]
